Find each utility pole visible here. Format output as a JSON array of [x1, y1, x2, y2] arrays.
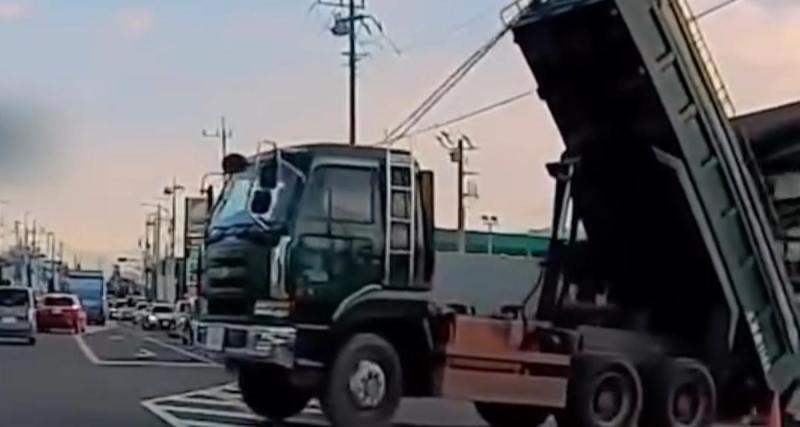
[[164, 179, 185, 302], [46, 232, 55, 292], [203, 117, 233, 161], [164, 179, 185, 259], [142, 203, 168, 300], [0, 200, 8, 251], [347, 0, 357, 146], [23, 212, 29, 250], [154, 208, 162, 300], [316, 0, 392, 146], [14, 221, 20, 248], [437, 131, 477, 252], [31, 221, 37, 253]]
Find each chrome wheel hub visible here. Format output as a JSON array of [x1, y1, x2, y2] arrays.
[[348, 360, 386, 409]]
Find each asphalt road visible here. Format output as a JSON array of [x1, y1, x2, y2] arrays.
[[0, 325, 230, 427], [0, 322, 748, 427]]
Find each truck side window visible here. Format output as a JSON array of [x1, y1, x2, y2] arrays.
[[301, 166, 375, 224]]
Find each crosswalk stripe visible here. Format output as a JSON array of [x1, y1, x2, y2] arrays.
[[143, 381, 327, 427]]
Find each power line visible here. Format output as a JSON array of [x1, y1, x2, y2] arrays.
[[383, 2, 530, 143], [377, 90, 533, 146], [692, 0, 742, 21]]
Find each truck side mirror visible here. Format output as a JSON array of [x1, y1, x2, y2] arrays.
[[250, 190, 272, 215], [222, 153, 248, 175]]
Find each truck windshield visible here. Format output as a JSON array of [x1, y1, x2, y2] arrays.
[[209, 151, 305, 230], [211, 172, 255, 226]]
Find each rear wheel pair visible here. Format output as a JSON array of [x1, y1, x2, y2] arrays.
[[473, 356, 715, 427], [638, 359, 716, 427], [548, 357, 715, 427]]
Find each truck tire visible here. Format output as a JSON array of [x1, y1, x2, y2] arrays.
[[560, 355, 642, 427], [238, 364, 311, 420], [321, 333, 403, 427], [640, 358, 716, 427], [474, 402, 549, 427]]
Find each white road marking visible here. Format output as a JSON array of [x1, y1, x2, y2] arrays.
[[83, 321, 118, 336], [142, 382, 326, 427], [135, 348, 156, 359], [74, 332, 102, 364], [144, 336, 221, 366], [72, 334, 221, 368]]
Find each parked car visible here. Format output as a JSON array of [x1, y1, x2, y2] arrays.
[[0, 287, 37, 345], [36, 293, 86, 334], [132, 301, 151, 325], [142, 303, 175, 330], [118, 296, 144, 322], [108, 300, 126, 320]]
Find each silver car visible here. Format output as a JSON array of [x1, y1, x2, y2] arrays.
[[0, 287, 36, 345]]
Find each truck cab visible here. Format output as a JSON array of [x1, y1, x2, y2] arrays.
[[197, 143, 437, 427]]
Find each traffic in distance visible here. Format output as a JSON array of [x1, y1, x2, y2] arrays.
[[1, 0, 798, 426]]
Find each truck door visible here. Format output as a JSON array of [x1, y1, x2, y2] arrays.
[[288, 163, 383, 323]]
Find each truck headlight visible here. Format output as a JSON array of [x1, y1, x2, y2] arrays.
[[147, 315, 157, 323]]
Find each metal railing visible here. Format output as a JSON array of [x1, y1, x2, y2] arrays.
[[674, 0, 736, 117]]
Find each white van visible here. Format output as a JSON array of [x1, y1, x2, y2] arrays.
[[0, 287, 36, 345]]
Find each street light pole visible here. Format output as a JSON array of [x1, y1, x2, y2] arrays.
[[46, 232, 55, 292], [481, 214, 499, 255], [142, 203, 168, 300]]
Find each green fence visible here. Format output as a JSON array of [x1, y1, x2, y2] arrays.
[[434, 228, 549, 257]]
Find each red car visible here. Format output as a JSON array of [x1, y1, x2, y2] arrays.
[[36, 293, 87, 334]]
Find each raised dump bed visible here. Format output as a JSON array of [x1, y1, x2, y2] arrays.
[[510, 0, 800, 410]]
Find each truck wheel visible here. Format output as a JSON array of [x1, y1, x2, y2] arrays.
[[321, 333, 403, 427], [474, 402, 550, 427], [640, 359, 715, 427], [238, 364, 311, 420], [561, 356, 642, 427]]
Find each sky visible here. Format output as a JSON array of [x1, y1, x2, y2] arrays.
[[0, 0, 798, 268]]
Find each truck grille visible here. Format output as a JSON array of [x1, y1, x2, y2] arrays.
[[207, 298, 251, 316]]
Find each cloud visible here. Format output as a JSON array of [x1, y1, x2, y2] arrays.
[[115, 8, 155, 40], [0, 2, 27, 21]]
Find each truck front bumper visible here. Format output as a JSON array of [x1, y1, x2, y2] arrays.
[[195, 322, 296, 369]]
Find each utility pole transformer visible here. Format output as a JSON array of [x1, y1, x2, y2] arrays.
[[437, 131, 478, 253]]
